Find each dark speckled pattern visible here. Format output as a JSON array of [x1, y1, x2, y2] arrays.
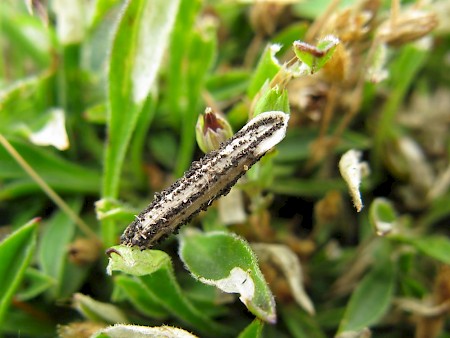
[[120, 111, 289, 249]]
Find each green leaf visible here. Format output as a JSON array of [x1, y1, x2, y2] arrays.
[[292, 0, 357, 19], [89, 0, 122, 29], [369, 198, 397, 236], [244, 152, 277, 190], [0, 6, 52, 69], [253, 86, 290, 118], [316, 307, 345, 330], [1, 308, 55, 336], [15, 268, 56, 301], [95, 198, 137, 223], [107, 246, 171, 277], [420, 192, 450, 228], [238, 319, 264, 338], [206, 70, 250, 102], [247, 44, 282, 99], [0, 218, 38, 327], [73, 293, 129, 324], [107, 245, 233, 337], [275, 129, 371, 164], [274, 129, 317, 163], [174, 13, 218, 176], [338, 257, 395, 333], [293, 36, 339, 74], [271, 22, 308, 57], [280, 305, 326, 338], [103, 0, 180, 198], [38, 199, 87, 299], [147, 131, 178, 169], [112, 275, 169, 319], [269, 178, 345, 197], [165, 0, 202, 122], [0, 139, 101, 199], [0, 73, 52, 133], [403, 236, 450, 265], [179, 278, 230, 317], [179, 231, 276, 323], [83, 103, 108, 124], [59, 262, 90, 301], [102, 0, 180, 247], [373, 44, 429, 177], [129, 95, 158, 183]]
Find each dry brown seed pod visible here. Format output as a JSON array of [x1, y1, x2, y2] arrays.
[[377, 9, 438, 46], [68, 238, 102, 265]]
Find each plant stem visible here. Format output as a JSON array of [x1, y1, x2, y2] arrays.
[[0, 134, 100, 244]]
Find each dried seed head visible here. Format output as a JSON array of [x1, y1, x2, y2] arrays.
[[377, 9, 438, 46], [314, 190, 343, 225], [249, 2, 288, 36], [288, 78, 328, 124], [321, 43, 350, 82], [435, 265, 450, 305], [68, 238, 102, 265], [325, 8, 375, 42]]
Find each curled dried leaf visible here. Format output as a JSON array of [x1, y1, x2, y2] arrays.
[[58, 321, 106, 338], [339, 150, 369, 212], [252, 243, 315, 315]]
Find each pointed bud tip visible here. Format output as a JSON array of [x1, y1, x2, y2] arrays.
[[196, 108, 233, 153]]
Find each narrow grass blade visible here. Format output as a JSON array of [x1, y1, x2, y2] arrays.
[[338, 256, 395, 333], [103, 0, 180, 198], [238, 319, 264, 338], [0, 218, 39, 327], [38, 199, 86, 299], [102, 0, 180, 246]]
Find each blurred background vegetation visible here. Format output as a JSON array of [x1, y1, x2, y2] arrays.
[[0, 0, 449, 337]]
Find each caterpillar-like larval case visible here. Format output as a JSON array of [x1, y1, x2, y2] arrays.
[[121, 111, 290, 249]]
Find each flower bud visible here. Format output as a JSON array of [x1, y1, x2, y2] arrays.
[[195, 107, 233, 153]]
